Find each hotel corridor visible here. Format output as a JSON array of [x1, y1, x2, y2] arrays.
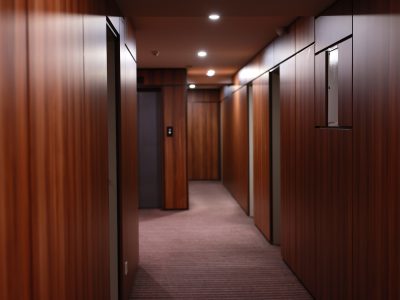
[[2, 0, 399, 299], [131, 182, 311, 299]]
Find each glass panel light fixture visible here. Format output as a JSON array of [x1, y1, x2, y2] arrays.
[[189, 84, 196, 89], [327, 46, 339, 127]]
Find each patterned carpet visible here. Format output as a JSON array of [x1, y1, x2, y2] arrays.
[[130, 181, 311, 299]]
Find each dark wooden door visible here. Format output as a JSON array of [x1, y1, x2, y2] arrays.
[[188, 90, 220, 180]]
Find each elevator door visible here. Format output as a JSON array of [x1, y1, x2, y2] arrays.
[[138, 91, 163, 208]]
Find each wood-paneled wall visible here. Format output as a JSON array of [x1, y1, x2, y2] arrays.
[[222, 87, 249, 214], [276, 44, 319, 297], [353, 1, 400, 298], [315, 129, 353, 300], [120, 18, 139, 300], [315, 0, 352, 53], [0, 1, 139, 299], [164, 85, 188, 209], [294, 45, 316, 293], [273, 24, 296, 67], [233, 17, 315, 87], [224, 16, 316, 249], [28, 2, 107, 299], [279, 57, 297, 269], [224, 0, 400, 299], [252, 73, 271, 240], [138, 69, 188, 209], [296, 17, 315, 52], [188, 90, 220, 180], [0, 1, 31, 299]]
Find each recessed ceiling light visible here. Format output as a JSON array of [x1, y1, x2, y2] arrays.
[[207, 69, 216, 77], [197, 51, 207, 58], [209, 14, 220, 21], [189, 84, 196, 89]]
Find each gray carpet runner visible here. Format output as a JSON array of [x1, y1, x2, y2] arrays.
[[131, 181, 311, 299]]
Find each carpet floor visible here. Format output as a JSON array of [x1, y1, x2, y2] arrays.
[[130, 181, 312, 299]]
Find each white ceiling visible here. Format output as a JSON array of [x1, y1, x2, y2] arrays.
[[117, 0, 335, 86]]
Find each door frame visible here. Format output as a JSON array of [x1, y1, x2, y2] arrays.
[[106, 19, 122, 300]]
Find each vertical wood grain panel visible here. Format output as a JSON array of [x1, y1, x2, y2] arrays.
[[236, 55, 262, 86], [273, 23, 296, 66], [222, 95, 233, 191], [315, 51, 327, 127], [164, 85, 188, 209], [338, 37, 353, 127], [1, 1, 138, 299], [315, 129, 353, 300], [82, 15, 110, 300], [222, 87, 249, 214], [28, 1, 92, 298], [188, 89, 220, 103], [234, 17, 313, 88], [138, 68, 186, 86], [252, 73, 271, 241], [0, 0, 31, 299], [120, 39, 139, 299], [188, 90, 220, 180], [280, 57, 297, 270], [295, 45, 316, 294], [353, 1, 400, 298], [138, 69, 188, 210], [260, 44, 274, 75], [296, 17, 315, 52], [315, 0, 353, 53], [27, 1, 127, 298]]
